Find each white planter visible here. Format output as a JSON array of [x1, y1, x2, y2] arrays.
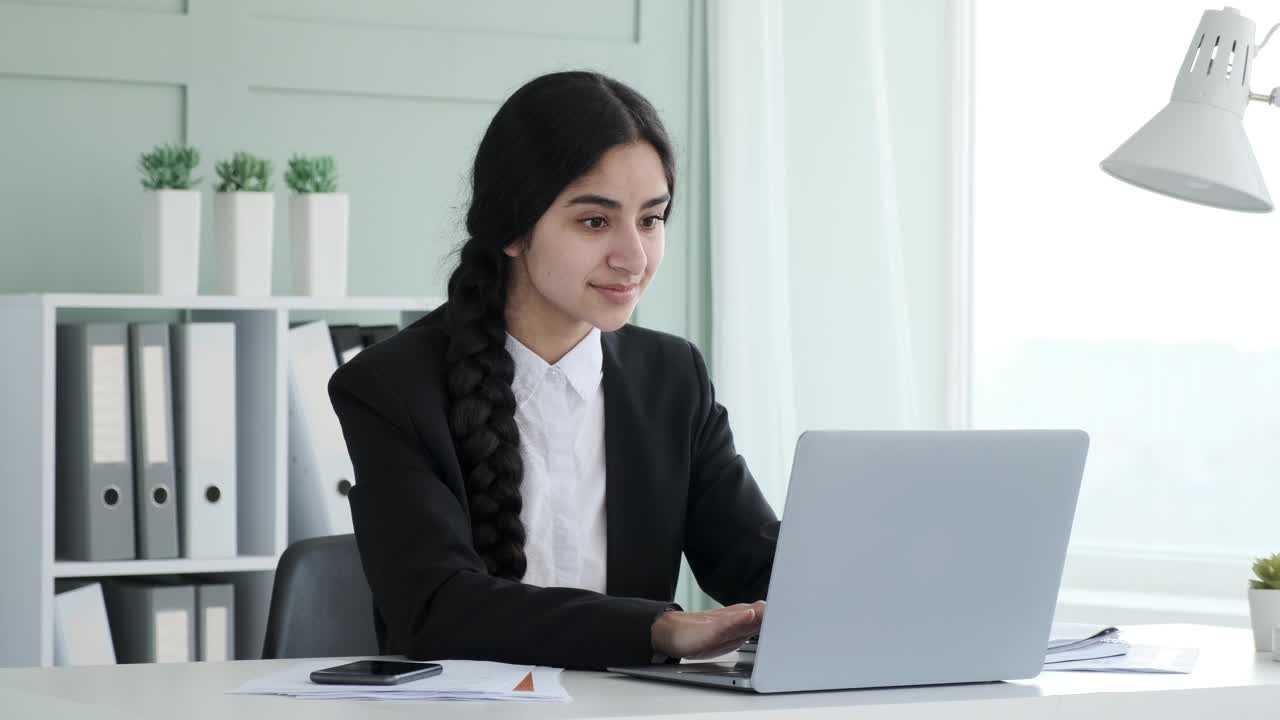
[[1248, 588, 1280, 651], [290, 192, 349, 296], [211, 192, 274, 296], [141, 190, 201, 295]]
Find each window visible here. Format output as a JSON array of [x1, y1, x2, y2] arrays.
[[974, 0, 1280, 620]]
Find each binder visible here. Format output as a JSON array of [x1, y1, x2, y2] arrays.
[[101, 580, 195, 663], [127, 323, 180, 559], [328, 324, 364, 365], [170, 323, 238, 558], [360, 324, 398, 348], [287, 320, 355, 541], [195, 583, 235, 662], [53, 582, 116, 666], [55, 323, 136, 561]]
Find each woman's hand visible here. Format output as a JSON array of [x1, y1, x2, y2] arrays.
[[650, 601, 766, 660]]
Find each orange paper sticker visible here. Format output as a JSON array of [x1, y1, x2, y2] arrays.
[[513, 671, 536, 692]]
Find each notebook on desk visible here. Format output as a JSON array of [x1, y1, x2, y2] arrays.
[[610, 430, 1090, 693]]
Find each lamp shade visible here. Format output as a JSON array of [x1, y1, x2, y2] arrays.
[[1100, 7, 1274, 213]]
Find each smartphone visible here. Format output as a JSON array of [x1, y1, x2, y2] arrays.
[[309, 660, 444, 686]]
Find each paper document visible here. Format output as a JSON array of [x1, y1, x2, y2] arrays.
[[231, 659, 571, 703], [1044, 644, 1198, 674], [1044, 637, 1129, 664], [1047, 622, 1119, 652]]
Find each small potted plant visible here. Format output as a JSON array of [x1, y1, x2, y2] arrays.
[[212, 151, 274, 296], [1248, 552, 1280, 651], [139, 143, 201, 295], [285, 154, 349, 296]]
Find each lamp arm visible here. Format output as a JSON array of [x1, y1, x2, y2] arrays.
[[1248, 88, 1280, 107]]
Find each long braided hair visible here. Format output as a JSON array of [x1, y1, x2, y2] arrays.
[[445, 71, 676, 580]]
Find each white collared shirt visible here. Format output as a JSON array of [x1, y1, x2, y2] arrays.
[[505, 328, 608, 593]]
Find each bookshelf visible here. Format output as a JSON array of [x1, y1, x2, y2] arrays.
[[0, 293, 441, 668]]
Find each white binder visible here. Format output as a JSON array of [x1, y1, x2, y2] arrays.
[[171, 323, 238, 558], [287, 320, 355, 541], [53, 583, 116, 666]]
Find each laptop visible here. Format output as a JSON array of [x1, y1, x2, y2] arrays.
[[610, 429, 1089, 693]]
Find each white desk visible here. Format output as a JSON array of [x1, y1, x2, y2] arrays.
[[2, 625, 1278, 719]]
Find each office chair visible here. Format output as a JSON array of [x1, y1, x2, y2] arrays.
[[261, 534, 380, 659]]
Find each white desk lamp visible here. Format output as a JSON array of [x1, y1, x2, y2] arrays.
[[1101, 6, 1280, 212]]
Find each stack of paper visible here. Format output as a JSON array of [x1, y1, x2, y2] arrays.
[[1043, 622, 1198, 674], [231, 659, 572, 703], [1045, 622, 1127, 665]]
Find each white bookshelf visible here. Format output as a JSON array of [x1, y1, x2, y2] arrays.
[[0, 292, 441, 668]]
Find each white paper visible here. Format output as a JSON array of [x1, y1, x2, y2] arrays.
[[340, 346, 362, 364], [1044, 637, 1128, 664], [154, 609, 189, 663], [231, 659, 571, 703], [1044, 644, 1198, 674], [142, 346, 170, 465], [1047, 622, 1118, 651], [204, 607, 228, 662], [90, 344, 128, 464]]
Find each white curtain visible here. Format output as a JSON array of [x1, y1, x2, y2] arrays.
[[706, 0, 798, 513], [705, 0, 973, 516]]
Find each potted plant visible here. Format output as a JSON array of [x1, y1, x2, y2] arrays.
[[211, 151, 274, 296], [285, 154, 349, 296], [1248, 552, 1280, 651], [139, 143, 201, 295]]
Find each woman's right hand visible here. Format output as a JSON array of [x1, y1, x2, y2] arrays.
[[650, 601, 766, 660]]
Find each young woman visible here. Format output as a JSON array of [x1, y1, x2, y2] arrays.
[[328, 71, 778, 671]]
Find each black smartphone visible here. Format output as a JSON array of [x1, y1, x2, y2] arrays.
[[309, 660, 444, 686]]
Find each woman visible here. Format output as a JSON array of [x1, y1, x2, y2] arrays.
[[328, 71, 778, 671]]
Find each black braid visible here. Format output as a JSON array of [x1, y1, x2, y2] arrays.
[[444, 241, 526, 580]]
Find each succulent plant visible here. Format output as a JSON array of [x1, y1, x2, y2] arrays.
[[214, 151, 273, 192], [284, 155, 339, 193], [139, 143, 200, 190], [1250, 552, 1280, 590]]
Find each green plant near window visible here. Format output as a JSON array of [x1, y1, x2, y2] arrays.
[[215, 152, 273, 192], [138, 143, 201, 190], [284, 155, 339, 193], [1250, 553, 1280, 590]]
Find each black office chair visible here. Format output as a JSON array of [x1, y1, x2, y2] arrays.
[[261, 534, 380, 659]]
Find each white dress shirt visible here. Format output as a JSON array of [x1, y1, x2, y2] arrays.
[[506, 328, 608, 593]]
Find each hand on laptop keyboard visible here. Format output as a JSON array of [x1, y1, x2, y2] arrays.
[[651, 601, 766, 660]]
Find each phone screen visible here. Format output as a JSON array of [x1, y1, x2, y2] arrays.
[[327, 660, 437, 676]]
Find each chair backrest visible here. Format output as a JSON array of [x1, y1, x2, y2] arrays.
[[261, 534, 379, 659]]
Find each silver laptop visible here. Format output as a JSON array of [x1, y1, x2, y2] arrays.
[[610, 430, 1089, 693]]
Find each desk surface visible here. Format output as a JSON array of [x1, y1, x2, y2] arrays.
[[2, 625, 1278, 719]]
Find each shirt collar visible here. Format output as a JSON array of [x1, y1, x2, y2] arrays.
[[505, 327, 603, 402]]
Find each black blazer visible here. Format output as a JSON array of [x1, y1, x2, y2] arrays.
[[327, 305, 778, 670]]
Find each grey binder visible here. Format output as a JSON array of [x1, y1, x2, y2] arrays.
[[195, 583, 235, 662], [55, 323, 136, 561], [127, 324, 180, 559], [101, 580, 195, 664], [170, 323, 238, 558]]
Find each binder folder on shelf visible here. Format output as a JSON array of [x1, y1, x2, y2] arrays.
[[359, 324, 398, 348], [127, 323, 180, 560], [53, 582, 116, 667], [102, 580, 196, 664], [287, 320, 355, 541], [170, 323, 238, 558], [195, 583, 235, 662], [55, 323, 136, 561], [328, 324, 364, 365]]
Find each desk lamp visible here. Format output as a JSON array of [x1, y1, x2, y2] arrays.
[[1101, 6, 1280, 212]]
